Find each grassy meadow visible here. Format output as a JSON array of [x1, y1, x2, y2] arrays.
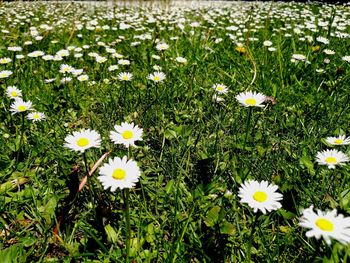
[[1, 1, 350, 262]]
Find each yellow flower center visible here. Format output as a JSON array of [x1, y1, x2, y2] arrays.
[[122, 75, 129, 80], [11, 91, 18, 97], [325, 157, 337, 164], [77, 138, 89, 147], [253, 191, 267, 202], [315, 218, 334, 232], [245, 98, 257, 106], [33, 114, 40, 119], [112, 168, 126, 180], [122, 130, 133, 139], [154, 76, 160, 81], [334, 139, 343, 144], [18, 105, 26, 111], [217, 86, 224, 91]]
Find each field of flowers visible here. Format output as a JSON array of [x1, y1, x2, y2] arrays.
[[1, 1, 350, 262]]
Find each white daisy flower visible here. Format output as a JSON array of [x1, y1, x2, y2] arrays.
[[323, 49, 335, 55], [341, 56, 350, 63], [238, 180, 283, 214], [0, 57, 12, 64], [108, 65, 119, 71], [59, 64, 74, 74], [316, 149, 349, 169], [118, 59, 130, 65], [156, 43, 169, 51], [27, 50, 45, 58], [316, 36, 329, 45], [326, 135, 350, 146], [235, 91, 266, 107], [98, 156, 141, 191], [8, 46, 22, 52], [299, 205, 350, 245], [175, 57, 187, 63], [64, 129, 101, 153], [77, 75, 89, 82], [10, 99, 33, 114], [212, 83, 228, 94], [61, 77, 72, 84], [0, 70, 13, 79], [6, 86, 22, 99], [263, 40, 273, 47], [291, 54, 307, 62], [147, 71, 166, 83], [110, 122, 143, 148], [117, 72, 133, 81], [27, 112, 46, 122]]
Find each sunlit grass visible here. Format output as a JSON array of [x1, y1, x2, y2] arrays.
[[1, 1, 350, 262]]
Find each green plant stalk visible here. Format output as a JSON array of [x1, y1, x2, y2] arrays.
[[83, 152, 89, 176], [124, 188, 131, 263], [243, 107, 253, 149], [246, 213, 259, 262], [15, 112, 26, 168]]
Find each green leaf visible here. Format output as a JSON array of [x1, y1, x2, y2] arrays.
[[105, 224, 119, 243], [219, 220, 236, 235], [204, 206, 221, 227], [278, 209, 296, 220], [165, 179, 175, 194], [0, 244, 27, 263], [299, 156, 315, 176], [339, 189, 350, 213]]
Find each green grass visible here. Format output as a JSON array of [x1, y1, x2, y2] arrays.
[[1, 1, 350, 262]]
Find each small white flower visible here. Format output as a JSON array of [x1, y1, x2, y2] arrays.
[[263, 40, 273, 47], [27, 112, 46, 122], [316, 36, 329, 45], [212, 83, 228, 94], [238, 180, 283, 214], [59, 64, 74, 74], [342, 56, 350, 63], [98, 156, 141, 191], [6, 86, 22, 99], [118, 59, 130, 65], [175, 57, 187, 63], [147, 71, 166, 83], [326, 135, 350, 146], [64, 129, 101, 153], [77, 75, 89, 82], [110, 122, 143, 147], [316, 149, 349, 169], [156, 43, 169, 51], [299, 205, 350, 245], [0, 57, 12, 64], [108, 65, 119, 71], [0, 70, 13, 78], [235, 91, 266, 107], [10, 99, 33, 114], [117, 72, 133, 81]]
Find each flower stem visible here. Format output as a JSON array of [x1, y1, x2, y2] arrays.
[[82, 152, 89, 176], [246, 213, 259, 262], [124, 188, 131, 263], [15, 113, 25, 168], [243, 107, 253, 149]]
